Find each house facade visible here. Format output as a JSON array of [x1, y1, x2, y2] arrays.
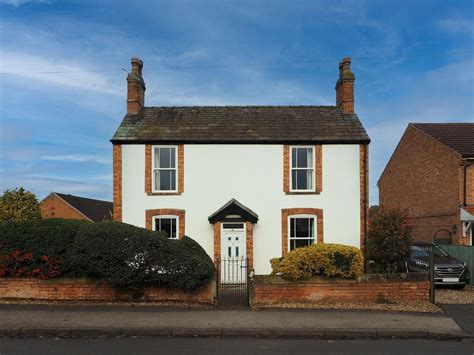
[[40, 192, 113, 222], [112, 57, 370, 274], [378, 123, 474, 246]]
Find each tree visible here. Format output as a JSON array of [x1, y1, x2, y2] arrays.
[[0, 188, 41, 222], [366, 207, 412, 273]]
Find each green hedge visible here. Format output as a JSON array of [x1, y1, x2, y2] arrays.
[[0, 219, 214, 290], [270, 243, 364, 281]]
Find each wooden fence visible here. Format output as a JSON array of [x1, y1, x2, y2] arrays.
[[442, 245, 474, 285]]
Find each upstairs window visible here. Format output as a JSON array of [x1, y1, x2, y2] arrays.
[[153, 146, 177, 192], [290, 146, 315, 191], [289, 215, 316, 251], [154, 215, 179, 239]]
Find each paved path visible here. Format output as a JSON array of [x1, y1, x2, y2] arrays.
[[0, 304, 466, 339]]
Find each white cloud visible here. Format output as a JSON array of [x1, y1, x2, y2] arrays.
[[1, 52, 121, 96], [439, 17, 474, 37], [0, 0, 49, 7], [40, 154, 110, 165]]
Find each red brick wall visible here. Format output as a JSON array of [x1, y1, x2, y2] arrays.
[[0, 278, 213, 305], [251, 275, 429, 307], [378, 125, 462, 243], [466, 164, 474, 205], [40, 195, 89, 221]]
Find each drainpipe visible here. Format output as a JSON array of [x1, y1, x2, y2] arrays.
[[364, 144, 369, 263]]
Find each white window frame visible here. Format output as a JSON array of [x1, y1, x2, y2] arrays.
[[289, 145, 316, 192], [288, 214, 317, 251], [152, 145, 178, 193], [153, 215, 179, 239]]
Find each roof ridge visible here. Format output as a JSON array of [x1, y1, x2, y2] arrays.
[[55, 192, 112, 204], [144, 105, 339, 109]]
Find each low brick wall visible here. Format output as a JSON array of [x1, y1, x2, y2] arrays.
[[0, 278, 214, 305], [251, 274, 430, 307]]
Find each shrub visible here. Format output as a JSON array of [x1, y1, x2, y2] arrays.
[[270, 243, 364, 281], [67, 221, 215, 290], [0, 188, 41, 222], [0, 219, 90, 278], [366, 208, 412, 273]]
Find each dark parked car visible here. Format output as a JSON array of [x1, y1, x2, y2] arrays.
[[407, 241, 470, 289]]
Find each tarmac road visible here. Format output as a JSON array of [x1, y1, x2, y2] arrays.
[[1, 337, 473, 355]]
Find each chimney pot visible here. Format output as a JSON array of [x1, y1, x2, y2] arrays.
[[335, 57, 355, 113]]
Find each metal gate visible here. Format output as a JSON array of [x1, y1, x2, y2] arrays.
[[215, 257, 249, 306], [408, 243, 435, 303]]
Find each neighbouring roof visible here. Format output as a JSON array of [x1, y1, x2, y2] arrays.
[[46, 193, 113, 222], [208, 198, 259, 224], [461, 206, 474, 221], [111, 106, 370, 144], [411, 123, 474, 158]]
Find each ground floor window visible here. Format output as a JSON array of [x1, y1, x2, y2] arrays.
[[153, 215, 179, 239], [288, 215, 316, 251]]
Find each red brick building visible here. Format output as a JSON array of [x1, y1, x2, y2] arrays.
[[378, 123, 474, 245], [40, 192, 113, 222]]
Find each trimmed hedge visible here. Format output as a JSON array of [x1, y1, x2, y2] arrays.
[[68, 222, 215, 290], [0, 219, 214, 290], [270, 243, 364, 281]]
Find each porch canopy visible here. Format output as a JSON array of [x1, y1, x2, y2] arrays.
[[208, 198, 259, 224]]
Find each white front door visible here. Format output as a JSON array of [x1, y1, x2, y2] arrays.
[[220, 223, 246, 283]]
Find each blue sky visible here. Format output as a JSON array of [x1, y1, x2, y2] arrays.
[[0, 0, 473, 205]]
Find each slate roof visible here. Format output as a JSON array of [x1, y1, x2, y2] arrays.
[[208, 198, 259, 224], [411, 123, 474, 158], [111, 106, 370, 144], [54, 193, 113, 222]]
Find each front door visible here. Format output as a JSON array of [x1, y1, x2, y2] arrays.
[[220, 223, 246, 284]]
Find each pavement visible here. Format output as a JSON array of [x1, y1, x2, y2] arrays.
[[0, 304, 469, 339]]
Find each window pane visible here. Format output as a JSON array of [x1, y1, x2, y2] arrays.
[[159, 170, 171, 190], [306, 169, 313, 190], [154, 148, 160, 168], [296, 169, 308, 190], [290, 218, 295, 238], [309, 218, 314, 239], [295, 218, 309, 238], [153, 170, 160, 190], [170, 170, 176, 190], [291, 170, 298, 190], [291, 147, 297, 168], [160, 218, 172, 238], [296, 148, 308, 168], [170, 147, 176, 168], [307, 148, 313, 168], [290, 238, 314, 250], [159, 148, 171, 168]]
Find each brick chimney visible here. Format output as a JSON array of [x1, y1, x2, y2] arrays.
[[127, 57, 146, 114], [335, 57, 355, 114]]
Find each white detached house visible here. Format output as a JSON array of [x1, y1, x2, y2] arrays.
[[111, 57, 370, 275]]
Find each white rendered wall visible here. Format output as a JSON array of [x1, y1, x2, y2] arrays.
[[121, 144, 361, 274]]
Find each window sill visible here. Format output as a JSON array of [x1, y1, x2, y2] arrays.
[[147, 192, 183, 196], [285, 191, 321, 195]]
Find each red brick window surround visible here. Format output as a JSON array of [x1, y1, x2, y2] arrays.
[[281, 208, 324, 256], [145, 209, 185, 238], [283, 145, 322, 194], [145, 144, 184, 195]]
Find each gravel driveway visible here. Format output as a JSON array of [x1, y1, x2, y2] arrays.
[[436, 285, 474, 304]]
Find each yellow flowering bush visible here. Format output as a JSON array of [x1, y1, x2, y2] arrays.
[[270, 243, 364, 281]]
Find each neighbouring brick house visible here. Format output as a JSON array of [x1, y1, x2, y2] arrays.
[[40, 192, 113, 222], [378, 123, 474, 246], [111, 57, 370, 275]]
